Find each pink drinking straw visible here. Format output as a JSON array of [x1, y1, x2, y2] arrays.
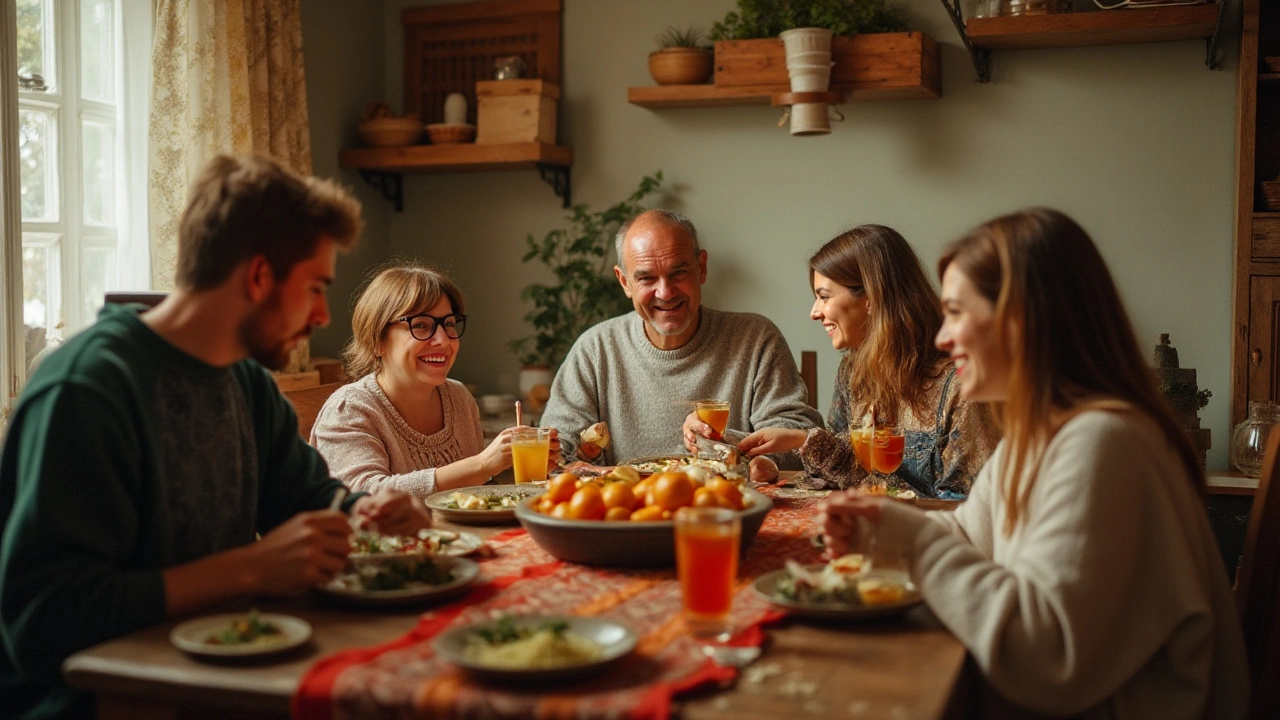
[[515, 400, 523, 427]]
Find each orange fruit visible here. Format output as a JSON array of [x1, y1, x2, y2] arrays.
[[706, 478, 744, 511], [693, 487, 720, 508], [567, 485, 607, 520], [629, 505, 666, 522], [650, 472, 695, 511], [601, 481, 637, 511], [604, 506, 633, 522], [550, 501, 571, 519], [536, 496, 557, 514], [632, 478, 654, 505], [547, 473, 579, 504]]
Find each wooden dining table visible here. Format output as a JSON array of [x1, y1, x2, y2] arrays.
[[62, 479, 972, 720]]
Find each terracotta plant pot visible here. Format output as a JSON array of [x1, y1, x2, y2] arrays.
[[648, 48, 713, 85]]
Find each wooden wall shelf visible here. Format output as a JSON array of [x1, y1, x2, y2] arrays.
[[939, 1, 1228, 82], [965, 5, 1222, 50], [628, 32, 940, 109], [338, 142, 573, 211]]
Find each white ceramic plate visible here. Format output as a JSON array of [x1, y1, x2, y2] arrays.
[[170, 613, 311, 658], [316, 555, 480, 607], [752, 566, 923, 620], [433, 615, 636, 682], [425, 486, 544, 525]]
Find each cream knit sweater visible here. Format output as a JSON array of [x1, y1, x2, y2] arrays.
[[879, 410, 1249, 719], [310, 374, 485, 498]]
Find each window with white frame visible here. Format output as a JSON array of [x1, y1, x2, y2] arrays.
[[13, 0, 148, 370]]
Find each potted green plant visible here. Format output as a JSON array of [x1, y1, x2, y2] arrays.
[[649, 26, 713, 86], [509, 172, 665, 408], [708, 0, 905, 41]]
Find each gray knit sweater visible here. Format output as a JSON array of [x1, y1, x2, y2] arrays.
[[310, 374, 485, 498], [540, 307, 823, 466]]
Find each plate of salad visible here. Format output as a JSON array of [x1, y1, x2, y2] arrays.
[[170, 610, 311, 658]]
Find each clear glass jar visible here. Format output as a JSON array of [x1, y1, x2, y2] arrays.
[[1230, 401, 1280, 477]]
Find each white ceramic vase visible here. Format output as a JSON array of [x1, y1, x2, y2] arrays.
[[518, 365, 555, 414], [779, 28, 834, 136]]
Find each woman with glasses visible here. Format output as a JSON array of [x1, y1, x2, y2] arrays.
[[312, 262, 553, 496], [821, 210, 1247, 718], [737, 225, 996, 498]]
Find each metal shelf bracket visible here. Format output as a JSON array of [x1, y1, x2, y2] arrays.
[[1205, 0, 1229, 70], [537, 164, 572, 208], [941, 0, 992, 83], [357, 170, 404, 212]]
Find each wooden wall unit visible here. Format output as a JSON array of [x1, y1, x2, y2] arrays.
[[1233, 0, 1280, 426], [402, 0, 561, 126]]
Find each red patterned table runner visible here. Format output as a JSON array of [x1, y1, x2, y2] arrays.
[[294, 493, 826, 720]]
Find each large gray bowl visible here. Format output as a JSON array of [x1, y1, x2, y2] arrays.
[[514, 486, 772, 568]]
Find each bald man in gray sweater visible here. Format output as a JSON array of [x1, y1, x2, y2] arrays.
[[539, 210, 822, 467]]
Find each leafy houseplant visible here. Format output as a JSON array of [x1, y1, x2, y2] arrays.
[[650, 27, 713, 85], [709, 0, 905, 41], [509, 172, 665, 369]]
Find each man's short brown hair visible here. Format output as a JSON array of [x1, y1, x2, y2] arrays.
[[174, 155, 364, 290]]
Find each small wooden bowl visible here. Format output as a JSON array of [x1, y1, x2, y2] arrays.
[[1262, 180, 1280, 211], [357, 117, 423, 147], [648, 48, 713, 86], [426, 123, 476, 144]]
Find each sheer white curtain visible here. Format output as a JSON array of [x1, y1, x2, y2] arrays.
[[148, 0, 312, 369], [2, 0, 26, 417]]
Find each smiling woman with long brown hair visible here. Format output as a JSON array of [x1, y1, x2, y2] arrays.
[[739, 225, 996, 498], [820, 209, 1248, 719]]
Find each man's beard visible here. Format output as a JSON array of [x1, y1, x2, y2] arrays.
[[240, 293, 311, 370]]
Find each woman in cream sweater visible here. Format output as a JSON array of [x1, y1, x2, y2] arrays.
[[821, 209, 1248, 719], [312, 263, 554, 497]]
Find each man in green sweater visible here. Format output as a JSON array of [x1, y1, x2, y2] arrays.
[[540, 209, 822, 468], [0, 155, 431, 720]]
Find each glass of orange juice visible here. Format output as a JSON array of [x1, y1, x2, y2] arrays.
[[675, 506, 741, 643], [511, 427, 552, 484], [694, 400, 730, 441]]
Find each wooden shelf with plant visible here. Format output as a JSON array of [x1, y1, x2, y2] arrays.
[[963, 3, 1221, 51], [628, 0, 940, 109]]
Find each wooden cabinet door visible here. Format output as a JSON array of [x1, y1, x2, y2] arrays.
[[1247, 276, 1280, 405]]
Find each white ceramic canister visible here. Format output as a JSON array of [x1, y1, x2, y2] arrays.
[[443, 93, 468, 125]]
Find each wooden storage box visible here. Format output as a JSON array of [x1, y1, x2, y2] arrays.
[[476, 79, 559, 145], [714, 32, 940, 100]]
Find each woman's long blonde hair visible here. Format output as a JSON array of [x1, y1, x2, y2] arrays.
[[343, 261, 465, 379], [938, 209, 1204, 533], [809, 225, 947, 423]]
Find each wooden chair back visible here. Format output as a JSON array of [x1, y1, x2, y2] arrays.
[[282, 382, 344, 441], [800, 350, 818, 409], [1236, 425, 1280, 719]]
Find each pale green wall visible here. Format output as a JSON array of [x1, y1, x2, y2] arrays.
[[308, 0, 1239, 469]]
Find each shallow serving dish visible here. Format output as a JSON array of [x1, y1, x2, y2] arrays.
[[433, 614, 636, 683], [426, 485, 544, 525], [514, 486, 772, 568], [170, 613, 312, 658], [316, 556, 479, 607], [752, 566, 922, 620]]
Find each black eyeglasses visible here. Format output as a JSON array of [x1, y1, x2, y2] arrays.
[[390, 313, 468, 341]]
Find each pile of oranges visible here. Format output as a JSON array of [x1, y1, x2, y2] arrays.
[[531, 470, 746, 522]]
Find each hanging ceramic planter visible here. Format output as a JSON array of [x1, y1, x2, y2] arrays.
[[778, 28, 837, 135]]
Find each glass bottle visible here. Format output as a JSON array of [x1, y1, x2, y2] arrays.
[[1230, 401, 1280, 477]]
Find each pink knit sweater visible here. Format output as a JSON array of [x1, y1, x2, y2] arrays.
[[310, 374, 485, 498]]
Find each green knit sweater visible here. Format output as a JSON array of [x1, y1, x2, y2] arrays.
[[0, 304, 352, 720]]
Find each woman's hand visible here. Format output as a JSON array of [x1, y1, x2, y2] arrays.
[[351, 488, 432, 536], [738, 427, 809, 457], [682, 411, 716, 453], [817, 490, 885, 559], [476, 426, 520, 476]]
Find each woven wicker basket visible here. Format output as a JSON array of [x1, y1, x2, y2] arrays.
[[426, 123, 476, 144], [1265, 56, 1280, 74], [1263, 180, 1280, 212]]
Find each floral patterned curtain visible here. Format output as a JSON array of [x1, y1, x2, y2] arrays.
[[149, 0, 313, 370]]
